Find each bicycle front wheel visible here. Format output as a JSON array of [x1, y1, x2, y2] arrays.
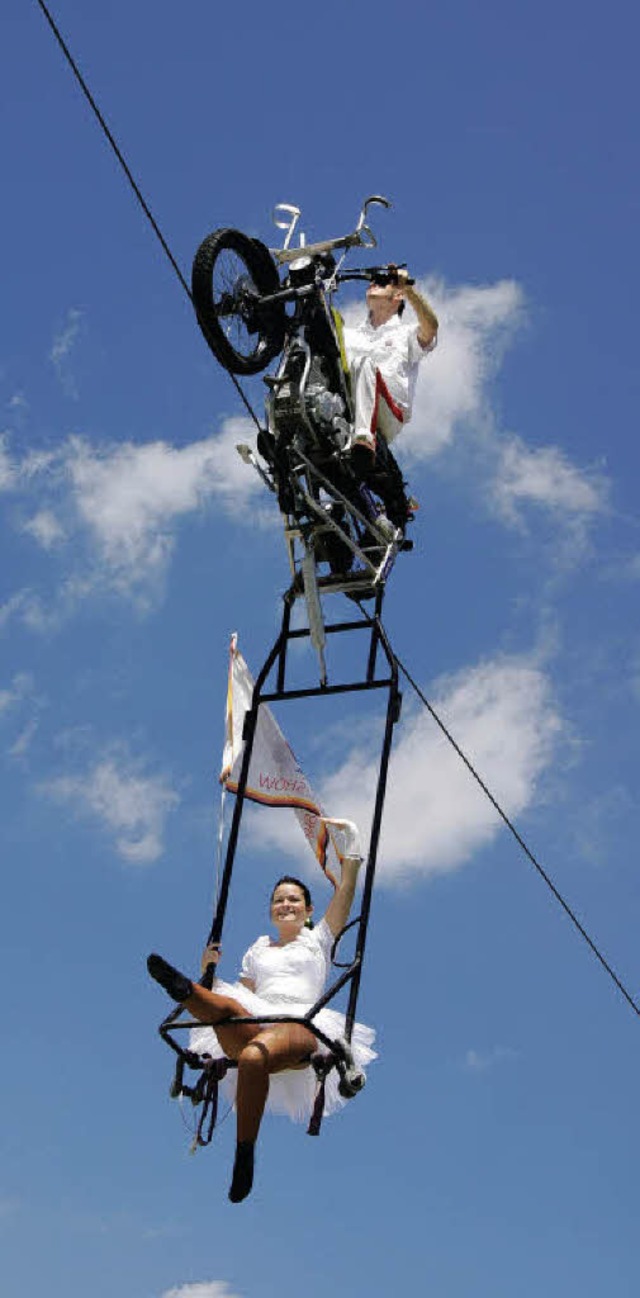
[[191, 228, 285, 375]]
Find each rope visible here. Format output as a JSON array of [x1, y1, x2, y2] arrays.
[[34, 0, 263, 434]]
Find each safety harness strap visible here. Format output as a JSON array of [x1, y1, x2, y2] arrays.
[[193, 1057, 235, 1148], [307, 1050, 336, 1137]]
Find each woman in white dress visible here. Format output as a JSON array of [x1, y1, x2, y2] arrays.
[[147, 819, 375, 1202]]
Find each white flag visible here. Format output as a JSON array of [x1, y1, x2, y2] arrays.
[[221, 634, 338, 887]]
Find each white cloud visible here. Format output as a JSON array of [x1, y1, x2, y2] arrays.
[[493, 436, 608, 524], [162, 1285, 242, 1298], [400, 278, 609, 548], [0, 672, 34, 716], [571, 784, 634, 862], [0, 433, 16, 489], [8, 392, 28, 414], [254, 653, 562, 884], [50, 308, 83, 396], [631, 650, 640, 703], [0, 588, 57, 633], [0, 422, 271, 609], [8, 717, 38, 760], [464, 1046, 519, 1072], [40, 745, 180, 863], [21, 509, 67, 549], [65, 418, 267, 595], [620, 554, 640, 582], [0, 673, 39, 761], [405, 277, 525, 459]]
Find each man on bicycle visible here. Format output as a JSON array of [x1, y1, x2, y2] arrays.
[[343, 266, 438, 532]]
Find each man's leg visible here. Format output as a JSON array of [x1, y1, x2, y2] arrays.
[[349, 361, 409, 530], [370, 437, 411, 530], [350, 357, 405, 454]]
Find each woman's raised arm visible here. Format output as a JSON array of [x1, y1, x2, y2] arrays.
[[322, 819, 363, 937]]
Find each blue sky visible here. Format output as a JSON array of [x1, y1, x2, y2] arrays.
[[2, 2, 640, 1296]]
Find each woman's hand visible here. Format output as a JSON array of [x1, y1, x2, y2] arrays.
[[322, 816, 363, 861], [200, 942, 222, 976]]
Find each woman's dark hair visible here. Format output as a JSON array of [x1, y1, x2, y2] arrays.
[[271, 875, 314, 928]]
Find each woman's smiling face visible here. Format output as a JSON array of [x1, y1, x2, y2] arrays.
[[270, 881, 312, 931]]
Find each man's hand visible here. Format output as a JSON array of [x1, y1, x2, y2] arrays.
[[392, 265, 415, 292], [386, 263, 415, 291], [391, 265, 439, 347]]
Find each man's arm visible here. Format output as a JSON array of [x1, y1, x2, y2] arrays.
[[397, 269, 439, 348]]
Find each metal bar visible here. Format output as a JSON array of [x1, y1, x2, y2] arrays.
[[161, 962, 361, 1058], [201, 599, 397, 1041], [345, 619, 400, 1037], [277, 595, 292, 693], [296, 449, 395, 549], [284, 618, 376, 639], [165, 1017, 342, 1060], [204, 629, 288, 969], [204, 698, 259, 969], [299, 488, 378, 576], [366, 587, 385, 682], [260, 678, 392, 704]]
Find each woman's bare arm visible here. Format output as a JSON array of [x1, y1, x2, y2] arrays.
[[321, 819, 363, 937]]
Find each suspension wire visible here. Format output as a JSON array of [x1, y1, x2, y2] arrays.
[[34, 0, 263, 434], [385, 629, 640, 1020]]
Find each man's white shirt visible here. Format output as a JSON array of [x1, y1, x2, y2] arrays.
[[343, 313, 436, 429]]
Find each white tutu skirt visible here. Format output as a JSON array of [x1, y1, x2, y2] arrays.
[[189, 978, 377, 1123]]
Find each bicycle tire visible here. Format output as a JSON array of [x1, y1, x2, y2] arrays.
[[191, 228, 285, 375]]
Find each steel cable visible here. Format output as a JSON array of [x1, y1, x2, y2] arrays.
[[34, 0, 263, 433], [386, 630, 640, 1020], [35, 0, 639, 1021]]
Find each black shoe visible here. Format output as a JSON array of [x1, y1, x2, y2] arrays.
[[228, 1140, 255, 1203], [350, 443, 375, 480], [147, 953, 193, 1003], [257, 428, 276, 466]]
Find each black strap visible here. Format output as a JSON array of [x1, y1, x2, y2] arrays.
[[193, 1058, 234, 1148], [307, 1050, 336, 1137]]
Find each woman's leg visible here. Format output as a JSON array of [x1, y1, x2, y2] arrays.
[[147, 953, 264, 1055], [148, 955, 317, 1201], [183, 983, 250, 1027], [235, 1023, 317, 1142], [228, 1022, 317, 1203]]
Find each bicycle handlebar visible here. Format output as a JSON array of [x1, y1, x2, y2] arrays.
[[249, 263, 414, 315], [337, 263, 414, 286], [270, 194, 391, 265]]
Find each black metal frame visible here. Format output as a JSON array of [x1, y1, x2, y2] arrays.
[[158, 586, 401, 1109]]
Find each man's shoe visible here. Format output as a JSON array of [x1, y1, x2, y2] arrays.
[[350, 430, 376, 475], [351, 430, 376, 452], [147, 954, 193, 1004], [375, 513, 402, 543]]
